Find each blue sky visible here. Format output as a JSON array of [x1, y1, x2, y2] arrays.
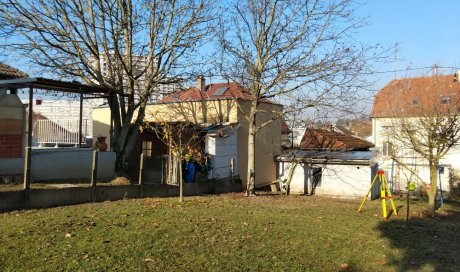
[[2, 0, 460, 115], [356, 0, 460, 90]]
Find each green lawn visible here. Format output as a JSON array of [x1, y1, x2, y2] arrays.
[[0, 194, 458, 271]]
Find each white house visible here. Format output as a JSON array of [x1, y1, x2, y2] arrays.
[[370, 74, 460, 192]]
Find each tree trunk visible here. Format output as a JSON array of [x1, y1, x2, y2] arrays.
[[112, 98, 146, 177], [427, 163, 438, 216], [179, 155, 183, 203], [246, 118, 256, 196], [113, 127, 139, 177], [179, 137, 183, 203]]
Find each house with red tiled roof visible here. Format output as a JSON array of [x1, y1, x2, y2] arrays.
[[370, 74, 460, 193], [93, 76, 284, 188], [274, 126, 377, 197]]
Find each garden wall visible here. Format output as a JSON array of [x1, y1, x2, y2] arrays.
[[0, 180, 242, 212]]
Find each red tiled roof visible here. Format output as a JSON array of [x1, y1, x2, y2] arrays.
[[161, 82, 253, 102], [299, 128, 374, 151], [371, 75, 460, 118], [0, 63, 28, 80], [281, 121, 291, 134]]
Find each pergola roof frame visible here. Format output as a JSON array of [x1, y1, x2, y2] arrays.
[[0, 77, 113, 95], [0, 77, 116, 195]]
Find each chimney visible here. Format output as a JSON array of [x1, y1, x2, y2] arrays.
[[454, 70, 460, 82], [196, 75, 205, 92]]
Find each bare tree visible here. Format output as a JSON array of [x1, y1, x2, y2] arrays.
[[0, 0, 214, 175], [379, 74, 460, 215], [146, 121, 204, 202], [217, 0, 381, 195]]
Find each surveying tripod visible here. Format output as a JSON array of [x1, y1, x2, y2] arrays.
[[358, 170, 397, 220]]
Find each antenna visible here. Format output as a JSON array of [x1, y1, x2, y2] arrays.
[[394, 43, 398, 79], [433, 64, 439, 76]]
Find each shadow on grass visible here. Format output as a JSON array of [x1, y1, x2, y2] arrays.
[[378, 207, 460, 272]]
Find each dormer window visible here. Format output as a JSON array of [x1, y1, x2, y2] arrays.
[[441, 96, 451, 104]]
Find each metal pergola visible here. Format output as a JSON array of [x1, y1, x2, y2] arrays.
[[0, 77, 113, 192]]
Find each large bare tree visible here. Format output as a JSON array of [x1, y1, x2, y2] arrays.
[[217, 0, 381, 195], [0, 0, 213, 175], [379, 74, 460, 215]]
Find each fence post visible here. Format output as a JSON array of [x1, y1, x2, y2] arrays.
[[91, 150, 98, 201], [139, 153, 144, 197], [23, 147, 32, 202]]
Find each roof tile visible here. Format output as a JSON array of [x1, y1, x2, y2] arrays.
[[0, 62, 28, 79], [371, 75, 460, 117], [161, 82, 253, 102], [299, 128, 374, 151]]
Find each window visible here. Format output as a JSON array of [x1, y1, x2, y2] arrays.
[[412, 98, 419, 106], [213, 86, 228, 96], [439, 166, 445, 174], [441, 96, 451, 104], [142, 141, 153, 157], [382, 141, 393, 156]]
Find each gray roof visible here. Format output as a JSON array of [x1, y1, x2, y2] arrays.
[[275, 150, 377, 165]]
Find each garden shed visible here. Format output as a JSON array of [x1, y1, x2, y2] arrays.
[[275, 150, 379, 197]]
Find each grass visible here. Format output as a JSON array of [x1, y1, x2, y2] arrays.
[[0, 194, 459, 271]]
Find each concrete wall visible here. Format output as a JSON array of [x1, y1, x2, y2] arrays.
[[278, 162, 372, 197], [30, 149, 115, 181], [1, 149, 115, 181], [237, 101, 283, 188], [0, 157, 23, 176], [0, 180, 242, 212]]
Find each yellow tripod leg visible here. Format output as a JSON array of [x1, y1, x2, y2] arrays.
[[358, 172, 380, 213], [383, 175, 398, 216], [380, 175, 387, 220]]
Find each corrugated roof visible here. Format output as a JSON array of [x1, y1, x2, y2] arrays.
[[371, 74, 460, 118], [0, 63, 28, 79], [275, 150, 377, 165]]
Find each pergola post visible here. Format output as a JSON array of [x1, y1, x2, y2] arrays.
[[23, 85, 33, 195], [109, 93, 114, 151], [78, 92, 83, 148]]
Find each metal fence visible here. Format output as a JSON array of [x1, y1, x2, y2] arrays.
[[33, 119, 91, 147]]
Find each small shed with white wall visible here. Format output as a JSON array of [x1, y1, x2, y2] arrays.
[[275, 150, 379, 198], [205, 124, 240, 180]]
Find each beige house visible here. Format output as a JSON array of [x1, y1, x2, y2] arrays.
[[94, 77, 283, 188]]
